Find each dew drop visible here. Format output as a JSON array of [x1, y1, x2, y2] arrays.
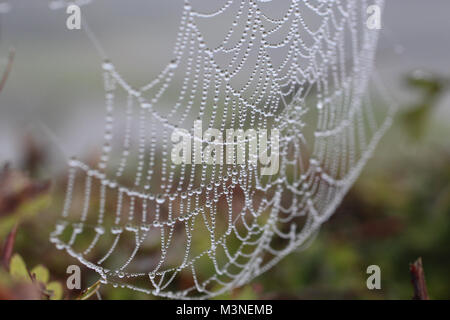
[[95, 225, 105, 235], [102, 61, 114, 71], [111, 226, 123, 234], [141, 102, 151, 109], [156, 194, 166, 204], [169, 59, 178, 69], [125, 222, 137, 232]]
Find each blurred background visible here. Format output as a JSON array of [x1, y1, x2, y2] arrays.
[[0, 0, 448, 299]]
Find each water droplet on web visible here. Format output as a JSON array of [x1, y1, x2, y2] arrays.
[[111, 226, 123, 234], [156, 194, 166, 204], [125, 223, 138, 232], [102, 61, 114, 71], [73, 223, 83, 233], [95, 225, 105, 234], [141, 102, 151, 109], [169, 59, 178, 69]]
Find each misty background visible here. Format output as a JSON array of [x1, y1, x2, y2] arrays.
[[0, 0, 448, 167]]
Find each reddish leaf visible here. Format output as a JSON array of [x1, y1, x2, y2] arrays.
[[0, 165, 50, 217]]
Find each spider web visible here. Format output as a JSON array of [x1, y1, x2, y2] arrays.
[[50, 0, 394, 299]]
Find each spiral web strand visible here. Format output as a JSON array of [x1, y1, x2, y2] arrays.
[[50, 0, 394, 299]]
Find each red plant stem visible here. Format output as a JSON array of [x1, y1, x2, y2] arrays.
[[409, 257, 429, 300], [1, 223, 18, 271], [0, 48, 15, 94]]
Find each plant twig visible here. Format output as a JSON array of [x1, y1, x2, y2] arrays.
[[77, 279, 101, 300], [0, 47, 14, 94], [409, 257, 429, 300]]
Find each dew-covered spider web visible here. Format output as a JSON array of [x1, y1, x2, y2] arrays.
[[50, 0, 394, 299]]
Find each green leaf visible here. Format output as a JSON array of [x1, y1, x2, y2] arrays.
[[0, 194, 51, 239], [31, 265, 50, 284], [9, 254, 30, 283], [47, 281, 63, 300]]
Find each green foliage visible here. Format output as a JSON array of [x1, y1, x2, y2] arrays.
[[7, 253, 63, 300], [401, 71, 448, 140], [0, 167, 51, 238], [9, 254, 30, 283], [31, 265, 50, 284], [46, 281, 63, 300]]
